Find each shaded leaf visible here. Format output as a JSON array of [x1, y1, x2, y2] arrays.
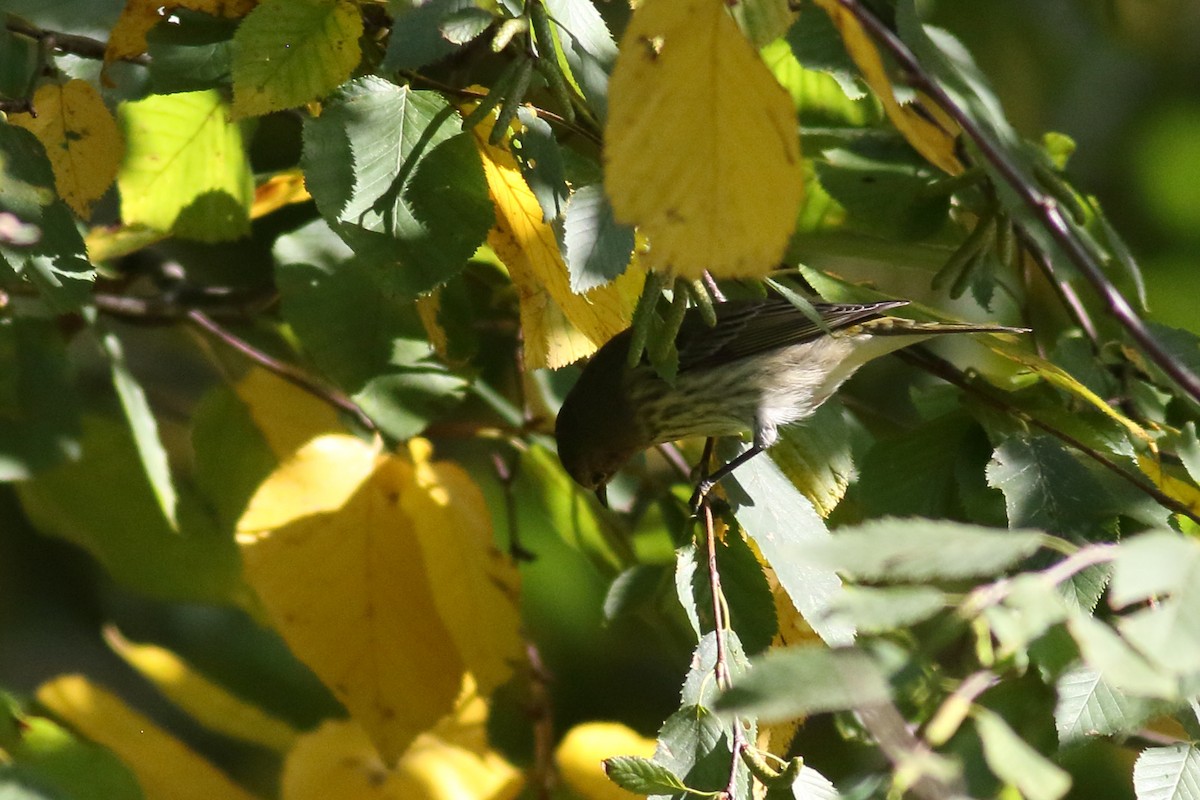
[[799, 518, 1045, 582], [717, 646, 890, 723], [1055, 665, 1160, 743], [513, 107, 569, 222], [973, 707, 1071, 800], [563, 183, 634, 292], [0, 709, 141, 800], [384, 0, 477, 71]]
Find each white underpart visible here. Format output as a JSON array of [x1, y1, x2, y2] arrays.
[[750, 332, 934, 448]]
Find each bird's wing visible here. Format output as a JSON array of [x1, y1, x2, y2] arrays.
[[676, 299, 909, 372]]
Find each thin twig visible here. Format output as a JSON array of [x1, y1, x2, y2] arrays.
[[836, 0, 1200, 405], [184, 310, 378, 434], [898, 348, 1200, 526], [5, 17, 150, 65]]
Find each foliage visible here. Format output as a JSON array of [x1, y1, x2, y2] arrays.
[[2, 1, 1200, 800]]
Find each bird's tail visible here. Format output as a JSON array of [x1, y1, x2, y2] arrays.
[[857, 317, 1030, 337]]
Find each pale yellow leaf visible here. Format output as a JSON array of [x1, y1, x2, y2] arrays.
[[1137, 455, 1200, 517], [10, 80, 123, 218], [811, 0, 962, 175], [106, 628, 299, 752], [472, 119, 643, 368], [555, 722, 656, 800], [36, 674, 259, 800], [234, 367, 345, 461], [415, 290, 450, 362], [405, 439, 521, 694], [282, 694, 522, 800], [237, 434, 466, 763], [604, 0, 804, 280], [106, 0, 257, 65], [118, 89, 254, 240]]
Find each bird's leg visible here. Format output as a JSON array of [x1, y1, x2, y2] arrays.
[[689, 442, 765, 511]]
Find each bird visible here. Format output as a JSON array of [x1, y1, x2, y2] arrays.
[[554, 297, 1026, 507]]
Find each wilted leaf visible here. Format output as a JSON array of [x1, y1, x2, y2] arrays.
[[231, 0, 362, 117], [9, 80, 122, 217], [605, 0, 803, 279]]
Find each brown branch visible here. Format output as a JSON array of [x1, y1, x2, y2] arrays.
[[5, 17, 150, 65], [898, 348, 1200, 526], [835, 0, 1200, 406]]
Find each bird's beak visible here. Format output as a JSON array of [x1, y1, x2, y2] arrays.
[[594, 484, 609, 508]]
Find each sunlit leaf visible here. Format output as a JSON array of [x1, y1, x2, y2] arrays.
[[0, 708, 141, 800], [1055, 665, 1159, 743], [8, 80, 122, 217], [471, 116, 643, 368], [231, 0, 362, 117], [1133, 744, 1200, 800], [557, 723, 657, 800], [823, 585, 946, 635], [118, 89, 253, 241], [605, 0, 804, 279], [36, 675, 260, 800], [106, 0, 255, 65]]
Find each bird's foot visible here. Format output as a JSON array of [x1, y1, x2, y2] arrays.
[[689, 477, 716, 513]]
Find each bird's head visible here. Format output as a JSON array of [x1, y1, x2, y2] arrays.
[[555, 336, 645, 504]]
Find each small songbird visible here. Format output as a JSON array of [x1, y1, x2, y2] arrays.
[[554, 297, 1026, 505]]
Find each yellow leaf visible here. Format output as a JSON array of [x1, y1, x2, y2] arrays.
[[810, 0, 962, 175], [36, 675, 260, 800], [282, 694, 522, 800], [472, 121, 644, 369], [237, 435, 466, 762], [9, 81, 123, 218], [405, 439, 522, 694], [251, 169, 312, 219], [234, 367, 345, 461], [1137, 455, 1200, 517], [555, 722, 656, 800], [231, 0, 363, 118], [604, 0, 804, 280], [106, 0, 257, 65], [415, 291, 450, 362], [118, 89, 254, 241], [105, 628, 299, 752]]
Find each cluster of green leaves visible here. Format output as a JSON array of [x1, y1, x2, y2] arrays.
[[3, 0, 1200, 799]]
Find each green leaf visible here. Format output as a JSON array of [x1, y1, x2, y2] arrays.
[[785, 8, 865, 101], [0, 126, 93, 313], [384, 0, 477, 71], [1055, 665, 1160, 743], [1110, 532, 1200, 675], [97, 326, 178, 530], [603, 564, 666, 622], [824, 586, 946, 635], [725, 444, 853, 646], [986, 434, 1169, 537], [716, 646, 890, 722], [788, 765, 840, 800], [799, 518, 1044, 582], [302, 78, 493, 294], [854, 412, 978, 519], [769, 400, 868, 518], [146, 10, 236, 94], [603, 756, 692, 795], [1178, 423, 1200, 486], [231, 0, 362, 117], [118, 90, 253, 241], [973, 707, 1071, 800], [1133, 744, 1200, 800], [0, 317, 81, 481], [1065, 612, 1177, 699], [439, 6, 494, 44], [16, 416, 244, 604], [814, 139, 950, 240], [982, 574, 1068, 659], [513, 108, 569, 222], [653, 705, 745, 799], [0, 715, 142, 800], [562, 184, 634, 292], [543, 0, 615, 119], [730, 0, 795, 48], [678, 533, 777, 655], [274, 221, 468, 438], [682, 632, 750, 708], [190, 385, 277, 531]]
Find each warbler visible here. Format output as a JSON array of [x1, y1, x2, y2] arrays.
[[555, 297, 1025, 504]]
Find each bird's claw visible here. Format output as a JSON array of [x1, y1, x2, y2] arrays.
[[689, 478, 715, 513]]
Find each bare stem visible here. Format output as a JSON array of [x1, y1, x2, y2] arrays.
[[5, 17, 150, 65]]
